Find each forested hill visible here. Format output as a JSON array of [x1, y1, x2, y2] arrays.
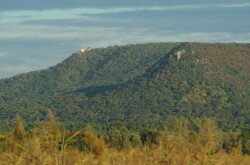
[[0, 42, 249, 129], [0, 43, 179, 100]]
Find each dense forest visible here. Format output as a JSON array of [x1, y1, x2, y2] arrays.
[[0, 111, 249, 164], [0, 42, 249, 130], [0, 42, 249, 163]]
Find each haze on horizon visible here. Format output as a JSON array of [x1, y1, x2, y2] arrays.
[[0, 0, 249, 78]]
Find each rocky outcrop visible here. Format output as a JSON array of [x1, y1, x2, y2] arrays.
[[176, 49, 186, 60]]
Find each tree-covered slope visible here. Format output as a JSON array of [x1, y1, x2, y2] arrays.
[[0, 43, 179, 101], [81, 43, 250, 128], [0, 42, 249, 129]]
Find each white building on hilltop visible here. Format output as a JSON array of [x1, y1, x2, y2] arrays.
[[80, 47, 91, 52]]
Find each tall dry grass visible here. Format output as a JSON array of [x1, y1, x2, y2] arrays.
[[0, 113, 249, 165]]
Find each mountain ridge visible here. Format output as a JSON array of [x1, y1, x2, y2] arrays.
[[0, 42, 180, 100], [0, 42, 249, 129]]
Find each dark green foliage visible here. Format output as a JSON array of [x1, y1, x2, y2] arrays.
[[242, 129, 250, 154], [140, 130, 160, 146]]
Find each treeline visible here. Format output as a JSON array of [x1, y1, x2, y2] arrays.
[[0, 111, 249, 165]]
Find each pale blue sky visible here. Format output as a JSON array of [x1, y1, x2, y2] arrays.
[[0, 0, 249, 78]]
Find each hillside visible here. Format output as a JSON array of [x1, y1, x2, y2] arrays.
[[0, 43, 179, 101], [0, 42, 249, 129]]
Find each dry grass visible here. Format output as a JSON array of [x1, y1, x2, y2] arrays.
[[0, 114, 249, 165]]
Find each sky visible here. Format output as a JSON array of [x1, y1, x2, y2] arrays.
[[0, 0, 250, 79]]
